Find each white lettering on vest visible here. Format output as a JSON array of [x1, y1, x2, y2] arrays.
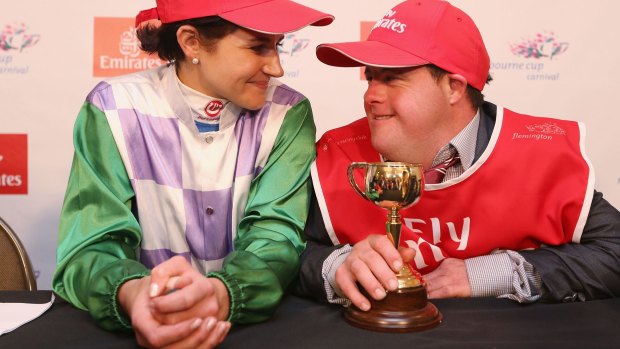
[[403, 217, 472, 266], [431, 218, 441, 244], [447, 217, 470, 250], [512, 132, 553, 141], [404, 237, 445, 269]]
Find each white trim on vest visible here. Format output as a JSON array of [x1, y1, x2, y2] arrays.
[[311, 161, 340, 245], [573, 121, 595, 243]]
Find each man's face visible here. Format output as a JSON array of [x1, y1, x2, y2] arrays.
[[363, 66, 452, 165]]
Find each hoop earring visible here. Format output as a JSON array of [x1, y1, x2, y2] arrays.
[[192, 57, 199, 65]]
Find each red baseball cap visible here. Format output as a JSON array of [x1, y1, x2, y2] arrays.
[[316, 0, 489, 91], [136, 0, 334, 34]]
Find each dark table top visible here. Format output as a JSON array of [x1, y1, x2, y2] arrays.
[[1, 291, 619, 349]]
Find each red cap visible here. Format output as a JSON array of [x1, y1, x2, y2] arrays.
[[135, 0, 334, 34], [316, 0, 489, 91]]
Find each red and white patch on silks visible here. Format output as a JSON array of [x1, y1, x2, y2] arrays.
[[205, 100, 224, 118]]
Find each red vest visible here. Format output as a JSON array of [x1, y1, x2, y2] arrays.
[[313, 108, 594, 274]]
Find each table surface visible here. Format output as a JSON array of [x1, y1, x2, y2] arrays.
[[1, 291, 619, 349]]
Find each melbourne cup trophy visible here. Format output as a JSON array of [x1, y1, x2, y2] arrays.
[[346, 162, 442, 332]]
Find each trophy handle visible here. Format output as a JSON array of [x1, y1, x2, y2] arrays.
[[347, 162, 369, 201]]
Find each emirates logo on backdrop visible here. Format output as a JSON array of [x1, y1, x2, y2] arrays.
[[93, 17, 164, 77], [0, 134, 28, 194]]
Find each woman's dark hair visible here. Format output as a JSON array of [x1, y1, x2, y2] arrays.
[[426, 64, 492, 110], [137, 16, 240, 62]]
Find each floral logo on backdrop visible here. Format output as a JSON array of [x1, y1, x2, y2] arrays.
[[0, 23, 40, 52], [510, 31, 568, 59], [277, 34, 310, 56]]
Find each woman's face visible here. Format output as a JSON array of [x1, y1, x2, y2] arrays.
[[190, 28, 284, 110]]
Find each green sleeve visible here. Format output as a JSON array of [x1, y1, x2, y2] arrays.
[[52, 101, 149, 331], [208, 98, 316, 324]]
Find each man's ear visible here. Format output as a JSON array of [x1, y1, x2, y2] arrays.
[[446, 73, 468, 105], [176, 25, 201, 59]]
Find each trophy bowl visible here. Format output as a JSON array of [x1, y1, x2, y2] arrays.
[[346, 162, 442, 332]]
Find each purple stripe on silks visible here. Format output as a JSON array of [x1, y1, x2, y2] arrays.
[[271, 84, 304, 106], [86, 81, 116, 110], [183, 187, 233, 260], [140, 250, 191, 269], [233, 106, 271, 177], [118, 109, 183, 188], [225, 186, 234, 254]]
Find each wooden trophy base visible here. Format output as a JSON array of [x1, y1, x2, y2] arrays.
[[345, 285, 442, 333]]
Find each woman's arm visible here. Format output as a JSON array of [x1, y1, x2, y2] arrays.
[[53, 100, 149, 331], [207, 98, 316, 323]]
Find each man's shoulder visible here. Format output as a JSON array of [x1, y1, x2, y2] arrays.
[[320, 117, 370, 142], [317, 117, 376, 160], [496, 101, 576, 125]]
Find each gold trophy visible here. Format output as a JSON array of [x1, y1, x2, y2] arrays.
[[346, 162, 442, 332]]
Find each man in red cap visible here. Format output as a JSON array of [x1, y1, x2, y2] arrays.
[[296, 0, 620, 313]]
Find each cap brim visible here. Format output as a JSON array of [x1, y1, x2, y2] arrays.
[[220, 0, 334, 34], [316, 41, 429, 68]]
